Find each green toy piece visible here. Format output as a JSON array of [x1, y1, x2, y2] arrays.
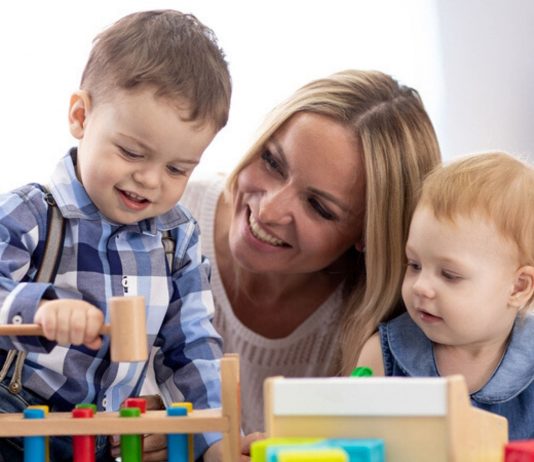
[[350, 366, 373, 377]]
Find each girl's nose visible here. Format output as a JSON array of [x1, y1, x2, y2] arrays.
[[412, 272, 436, 299]]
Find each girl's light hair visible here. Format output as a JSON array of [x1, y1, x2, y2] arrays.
[[419, 151, 534, 305], [226, 70, 441, 374]]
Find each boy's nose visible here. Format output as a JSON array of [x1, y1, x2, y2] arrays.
[[133, 167, 160, 189]]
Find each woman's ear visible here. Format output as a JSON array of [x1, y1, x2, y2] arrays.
[[509, 265, 534, 310], [68, 90, 91, 139]]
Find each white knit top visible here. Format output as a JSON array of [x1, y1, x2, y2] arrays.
[[177, 175, 344, 433]]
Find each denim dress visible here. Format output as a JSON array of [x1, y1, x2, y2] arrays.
[[379, 312, 534, 440]]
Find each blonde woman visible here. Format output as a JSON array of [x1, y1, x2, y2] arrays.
[[146, 69, 441, 440]]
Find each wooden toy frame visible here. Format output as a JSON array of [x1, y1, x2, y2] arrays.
[[264, 374, 508, 462], [0, 354, 241, 462]]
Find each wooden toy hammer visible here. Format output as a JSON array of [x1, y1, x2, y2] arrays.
[[0, 296, 147, 362]]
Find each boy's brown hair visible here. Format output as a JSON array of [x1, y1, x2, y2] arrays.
[[80, 9, 231, 130]]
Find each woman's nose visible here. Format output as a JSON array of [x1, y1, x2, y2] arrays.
[[257, 186, 293, 225]]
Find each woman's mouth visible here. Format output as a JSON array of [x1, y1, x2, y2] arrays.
[[248, 212, 288, 247]]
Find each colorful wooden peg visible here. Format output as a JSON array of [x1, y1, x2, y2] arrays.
[[23, 408, 46, 462], [72, 408, 95, 462], [167, 407, 189, 462], [119, 407, 142, 462]]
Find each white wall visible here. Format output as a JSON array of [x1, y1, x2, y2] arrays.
[[0, 0, 441, 191], [1, 1, 532, 192], [435, 0, 534, 160]]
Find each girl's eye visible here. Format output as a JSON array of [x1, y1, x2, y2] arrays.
[[119, 146, 142, 159], [442, 271, 462, 281], [261, 149, 284, 176], [308, 197, 335, 220]]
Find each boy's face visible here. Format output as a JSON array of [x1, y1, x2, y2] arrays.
[[402, 205, 523, 350], [68, 88, 216, 225]]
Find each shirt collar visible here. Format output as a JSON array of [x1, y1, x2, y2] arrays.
[[48, 148, 189, 233], [386, 312, 534, 404]]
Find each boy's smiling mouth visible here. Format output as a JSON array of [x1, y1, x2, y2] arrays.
[[117, 188, 151, 210]]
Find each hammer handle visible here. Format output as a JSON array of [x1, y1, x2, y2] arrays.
[[0, 324, 112, 336]]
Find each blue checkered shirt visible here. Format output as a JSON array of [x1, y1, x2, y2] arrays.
[[0, 150, 223, 454]]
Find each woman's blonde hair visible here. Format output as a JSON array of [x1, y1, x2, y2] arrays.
[[227, 70, 441, 374]]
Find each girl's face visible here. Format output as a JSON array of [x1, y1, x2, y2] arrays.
[[228, 112, 365, 275], [402, 205, 521, 349]]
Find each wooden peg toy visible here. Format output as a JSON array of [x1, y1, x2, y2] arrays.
[[0, 296, 148, 362]]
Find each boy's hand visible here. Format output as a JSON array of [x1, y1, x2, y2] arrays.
[[34, 299, 104, 349], [204, 432, 266, 462]]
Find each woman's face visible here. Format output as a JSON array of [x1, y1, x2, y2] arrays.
[[228, 112, 365, 275]]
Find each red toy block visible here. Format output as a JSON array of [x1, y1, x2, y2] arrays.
[[505, 440, 534, 462]]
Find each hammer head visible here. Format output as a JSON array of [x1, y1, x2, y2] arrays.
[[108, 296, 148, 362]]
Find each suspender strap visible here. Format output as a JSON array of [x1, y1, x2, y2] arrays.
[[161, 230, 176, 272], [34, 187, 66, 284]]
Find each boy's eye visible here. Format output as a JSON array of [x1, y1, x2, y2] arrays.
[[308, 197, 335, 220], [261, 149, 284, 176], [166, 165, 186, 176], [119, 146, 142, 159]]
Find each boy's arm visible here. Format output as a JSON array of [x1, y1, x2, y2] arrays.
[[0, 188, 59, 352], [356, 333, 385, 376]]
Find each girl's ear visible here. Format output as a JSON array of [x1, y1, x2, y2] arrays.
[[509, 265, 534, 310], [68, 90, 91, 139]]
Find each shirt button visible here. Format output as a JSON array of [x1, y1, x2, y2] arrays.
[[121, 276, 128, 287], [12, 314, 23, 324], [102, 397, 108, 407]]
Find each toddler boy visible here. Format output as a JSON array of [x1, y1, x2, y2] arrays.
[[0, 10, 231, 461]]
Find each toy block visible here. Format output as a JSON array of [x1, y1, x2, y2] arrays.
[[505, 440, 534, 461], [322, 439, 384, 462], [264, 375, 508, 462], [0, 295, 148, 362], [276, 448, 348, 462], [251, 438, 324, 462]]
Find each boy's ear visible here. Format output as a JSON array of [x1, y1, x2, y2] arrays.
[[68, 90, 91, 139], [509, 265, 534, 310]]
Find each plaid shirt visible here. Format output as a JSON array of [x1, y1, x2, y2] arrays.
[[0, 150, 223, 454]]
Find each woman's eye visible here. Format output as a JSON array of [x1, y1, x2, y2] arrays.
[[406, 261, 421, 272], [261, 150, 283, 175], [308, 197, 335, 220]]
